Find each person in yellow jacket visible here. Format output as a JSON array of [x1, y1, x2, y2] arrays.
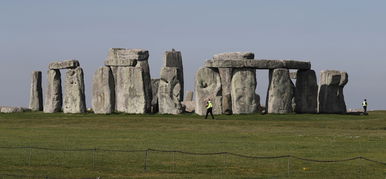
[[362, 99, 368, 114], [205, 100, 214, 119]]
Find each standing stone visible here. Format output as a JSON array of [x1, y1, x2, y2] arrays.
[[63, 67, 86, 113], [267, 68, 294, 114], [195, 67, 222, 115], [151, 79, 160, 113], [115, 67, 148, 114], [295, 70, 318, 113], [44, 69, 62, 113], [135, 55, 152, 113], [231, 68, 258, 114], [219, 68, 233, 114], [318, 70, 348, 114], [184, 91, 194, 101], [92, 66, 115, 114], [29, 71, 43, 111], [164, 49, 184, 100], [158, 67, 183, 114]]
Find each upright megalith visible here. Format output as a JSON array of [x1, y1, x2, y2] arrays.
[[157, 49, 184, 114], [115, 67, 148, 114], [44, 69, 62, 113], [195, 67, 222, 115], [267, 68, 294, 114], [151, 79, 160, 113], [63, 67, 86, 113], [295, 70, 318, 113], [158, 67, 183, 114], [231, 68, 258, 114], [318, 70, 348, 114], [92, 66, 115, 114], [29, 71, 43, 111], [104, 48, 152, 113]]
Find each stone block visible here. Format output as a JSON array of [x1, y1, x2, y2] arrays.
[[49, 60, 79, 69], [44, 69, 62, 113], [63, 67, 86, 113], [92, 66, 115, 114], [29, 71, 43, 111]]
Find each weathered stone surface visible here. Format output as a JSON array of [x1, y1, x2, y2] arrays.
[[164, 49, 183, 68], [104, 48, 149, 66], [44, 69, 62, 113], [163, 50, 184, 100], [219, 68, 233, 114], [151, 79, 160, 113], [158, 67, 183, 114], [184, 91, 194, 101], [318, 70, 348, 114], [49, 60, 79, 69], [92, 66, 115, 114], [182, 101, 195, 113], [29, 71, 43, 111], [115, 67, 149, 114], [0, 106, 30, 113], [267, 68, 294, 114], [213, 52, 254, 60], [63, 67, 86, 113], [195, 67, 222, 115], [135, 58, 152, 113], [204, 59, 311, 69], [231, 68, 258, 114], [295, 70, 318, 113]]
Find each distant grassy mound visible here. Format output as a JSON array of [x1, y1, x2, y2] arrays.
[[0, 111, 386, 178]]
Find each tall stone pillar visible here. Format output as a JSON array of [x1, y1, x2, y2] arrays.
[[115, 67, 148, 114], [44, 69, 62, 113], [151, 79, 160, 113], [195, 67, 222, 115], [266, 68, 294, 114], [219, 68, 233, 114], [318, 70, 348, 114], [294, 69, 318, 113], [92, 66, 115, 114], [63, 67, 86, 113], [158, 49, 184, 114], [29, 71, 43, 111], [231, 68, 258, 114]]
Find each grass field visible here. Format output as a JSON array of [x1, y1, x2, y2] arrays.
[[1, 111, 386, 178]]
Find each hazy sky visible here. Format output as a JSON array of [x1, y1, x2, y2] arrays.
[[1, 0, 385, 110]]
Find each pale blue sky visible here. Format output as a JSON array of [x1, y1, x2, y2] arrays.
[[1, 0, 385, 110]]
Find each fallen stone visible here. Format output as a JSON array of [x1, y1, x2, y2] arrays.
[[213, 52, 254, 60], [182, 101, 195, 113], [92, 66, 115, 114], [115, 67, 149, 114], [231, 68, 258, 114], [104, 48, 149, 66], [49, 60, 79, 69], [204, 59, 311, 69], [0, 106, 30, 113], [267, 68, 294, 114], [29, 71, 43, 111], [318, 70, 348, 114], [184, 91, 194, 101], [151, 79, 160, 113], [44, 69, 62, 113], [63, 67, 86, 113], [158, 67, 183, 114], [195, 67, 222, 115], [294, 70, 318, 113]]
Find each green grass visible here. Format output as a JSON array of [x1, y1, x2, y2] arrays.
[[1, 111, 386, 178]]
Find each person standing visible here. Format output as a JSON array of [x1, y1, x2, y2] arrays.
[[205, 100, 214, 119], [362, 99, 368, 114]]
